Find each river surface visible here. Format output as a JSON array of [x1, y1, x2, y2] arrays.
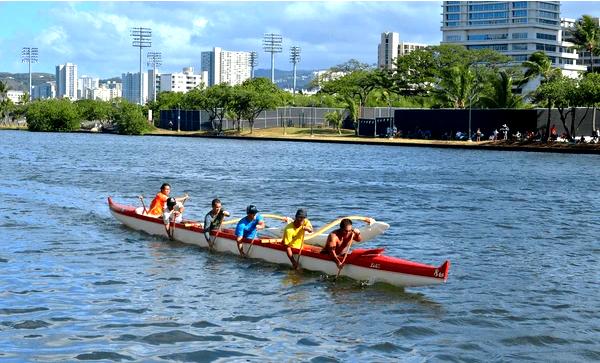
[[0, 130, 598, 362]]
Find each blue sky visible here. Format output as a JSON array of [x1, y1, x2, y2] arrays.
[[0, 1, 597, 79]]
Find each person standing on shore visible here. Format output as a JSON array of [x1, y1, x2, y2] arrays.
[[281, 209, 313, 269], [203, 198, 230, 244], [476, 128, 482, 142], [235, 205, 265, 257]]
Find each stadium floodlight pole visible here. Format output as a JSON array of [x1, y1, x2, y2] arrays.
[[289, 46, 301, 96], [131, 27, 152, 105], [147, 51, 162, 102], [21, 47, 38, 101], [249, 51, 258, 79], [263, 33, 282, 83]]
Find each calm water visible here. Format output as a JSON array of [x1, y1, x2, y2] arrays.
[[0, 130, 598, 362]]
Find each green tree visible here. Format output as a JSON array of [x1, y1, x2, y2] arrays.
[[0, 81, 10, 123], [26, 99, 81, 132], [227, 84, 252, 132], [196, 83, 232, 132], [112, 100, 153, 135], [239, 77, 284, 134], [435, 64, 481, 109], [573, 15, 600, 73], [324, 110, 343, 134], [479, 70, 524, 109], [521, 51, 561, 85], [75, 99, 113, 123]]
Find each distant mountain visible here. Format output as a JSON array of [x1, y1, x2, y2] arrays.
[[0, 72, 55, 92], [254, 68, 319, 90]]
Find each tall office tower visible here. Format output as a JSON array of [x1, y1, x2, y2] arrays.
[[32, 81, 56, 100], [441, 1, 585, 77], [378, 32, 428, 69], [201, 47, 252, 86], [55, 63, 78, 100], [121, 72, 148, 104]]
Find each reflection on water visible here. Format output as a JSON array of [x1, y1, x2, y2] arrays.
[[0, 131, 598, 361]]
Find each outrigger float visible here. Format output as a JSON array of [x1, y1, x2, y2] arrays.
[[108, 197, 450, 288]]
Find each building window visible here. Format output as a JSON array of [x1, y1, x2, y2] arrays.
[[512, 10, 527, 17], [469, 3, 508, 11], [512, 1, 527, 8], [539, 10, 558, 19], [445, 21, 459, 27], [512, 43, 528, 50], [512, 54, 529, 62], [539, 2, 559, 11], [447, 14, 460, 20], [538, 19, 558, 25], [469, 11, 509, 20], [513, 18, 528, 23], [446, 5, 460, 12], [537, 33, 557, 41], [467, 33, 508, 41], [512, 32, 528, 39], [470, 19, 509, 26], [536, 43, 557, 52], [468, 44, 508, 51], [446, 35, 462, 41]]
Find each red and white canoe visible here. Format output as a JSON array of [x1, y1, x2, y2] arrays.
[[108, 197, 450, 288]]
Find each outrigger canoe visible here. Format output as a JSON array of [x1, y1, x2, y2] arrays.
[[108, 197, 450, 288]]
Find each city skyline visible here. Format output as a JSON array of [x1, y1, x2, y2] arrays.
[[0, 1, 597, 79]]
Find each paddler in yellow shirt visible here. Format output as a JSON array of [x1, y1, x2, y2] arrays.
[[282, 209, 313, 269]]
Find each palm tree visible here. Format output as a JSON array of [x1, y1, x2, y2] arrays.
[[0, 80, 8, 101], [521, 51, 561, 85], [573, 15, 600, 73], [479, 70, 524, 109], [436, 65, 477, 108]]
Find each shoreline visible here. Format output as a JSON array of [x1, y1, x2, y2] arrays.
[[2, 126, 599, 154]]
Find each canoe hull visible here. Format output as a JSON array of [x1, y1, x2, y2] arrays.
[[108, 198, 449, 288]]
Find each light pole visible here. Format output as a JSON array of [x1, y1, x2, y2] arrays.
[[131, 27, 152, 105], [249, 51, 258, 79], [21, 47, 38, 101], [263, 33, 282, 84], [147, 51, 161, 103], [289, 46, 301, 96]]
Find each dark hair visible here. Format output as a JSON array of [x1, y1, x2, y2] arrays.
[[166, 197, 177, 209], [160, 183, 171, 192], [212, 198, 221, 207], [340, 218, 353, 230]]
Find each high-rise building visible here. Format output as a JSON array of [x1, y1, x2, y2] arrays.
[[377, 32, 428, 69], [56, 63, 78, 100], [441, 1, 586, 77], [562, 16, 600, 71], [91, 81, 122, 102], [201, 47, 251, 86], [148, 69, 160, 102], [32, 81, 56, 100], [78, 76, 99, 100], [159, 67, 206, 93], [122, 72, 148, 104]]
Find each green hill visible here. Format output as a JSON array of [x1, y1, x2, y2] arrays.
[[0, 72, 55, 92]]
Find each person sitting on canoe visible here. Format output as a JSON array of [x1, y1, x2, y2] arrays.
[[281, 209, 313, 270], [163, 197, 185, 239], [322, 218, 362, 268], [203, 198, 230, 244], [235, 205, 265, 257], [147, 183, 188, 217]]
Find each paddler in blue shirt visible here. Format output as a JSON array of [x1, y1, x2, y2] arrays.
[[235, 205, 265, 257]]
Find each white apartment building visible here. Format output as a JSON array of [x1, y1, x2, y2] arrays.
[[159, 67, 206, 94], [377, 32, 428, 69], [122, 72, 148, 105], [78, 76, 100, 100], [148, 69, 160, 102], [562, 16, 600, 71], [56, 63, 78, 100], [441, 1, 586, 78], [91, 81, 122, 102], [32, 81, 56, 100], [201, 47, 251, 86], [6, 90, 25, 104]]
